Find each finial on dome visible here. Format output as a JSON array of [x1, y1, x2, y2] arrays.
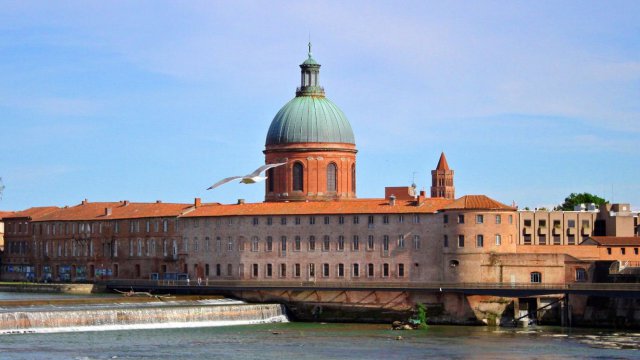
[[308, 41, 312, 58]]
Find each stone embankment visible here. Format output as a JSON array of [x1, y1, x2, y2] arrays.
[[0, 283, 104, 294]]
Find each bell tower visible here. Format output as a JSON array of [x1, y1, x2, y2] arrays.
[[431, 152, 455, 199]]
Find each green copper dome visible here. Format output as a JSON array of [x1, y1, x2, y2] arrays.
[[266, 96, 355, 145], [265, 44, 355, 146]]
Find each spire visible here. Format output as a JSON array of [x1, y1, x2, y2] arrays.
[[308, 41, 312, 59], [436, 152, 450, 171]]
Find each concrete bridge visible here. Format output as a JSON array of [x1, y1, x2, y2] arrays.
[[104, 279, 640, 298]]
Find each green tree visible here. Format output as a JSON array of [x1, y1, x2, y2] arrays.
[[556, 192, 606, 211]]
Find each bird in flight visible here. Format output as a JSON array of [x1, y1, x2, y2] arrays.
[[207, 162, 287, 190]]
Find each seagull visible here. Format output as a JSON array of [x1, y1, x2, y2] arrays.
[[207, 162, 287, 190]]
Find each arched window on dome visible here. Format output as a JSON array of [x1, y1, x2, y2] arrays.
[[293, 162, 304, 192], [351, 164, 356, 193], [267, 168, 274, 193], [327, 163, 337, 192]]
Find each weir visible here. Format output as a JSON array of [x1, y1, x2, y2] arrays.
[[0, 299, 288, 334]]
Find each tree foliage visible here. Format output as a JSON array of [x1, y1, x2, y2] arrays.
[[556, 192, 606, 211]]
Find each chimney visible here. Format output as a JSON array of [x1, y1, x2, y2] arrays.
[[81, 199, 88, 205], [389, 195, 396, 206], [123, 200, 130, 206], [237, 199, 245, 205], [156, 200, 162, 203], [417, 191, 426, 205], [105, 207, 112, 216], [194, 198, 202, 207]]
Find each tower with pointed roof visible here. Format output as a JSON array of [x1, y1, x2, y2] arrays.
[[430, 152, 455, 199], [264, 44, 357, 202]]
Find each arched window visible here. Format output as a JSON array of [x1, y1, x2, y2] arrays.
[[530, 271, 542, 283], [351, 164, 356, 193], [266, 168, 274, 193], [327, 163, 337, 192], [293, 162, 304, 191]]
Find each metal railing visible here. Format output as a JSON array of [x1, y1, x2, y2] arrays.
[[104, 279, 640, 293]]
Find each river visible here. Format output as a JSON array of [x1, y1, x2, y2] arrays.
[[1, 322, 640, 359], [1, 292, 639, 359]]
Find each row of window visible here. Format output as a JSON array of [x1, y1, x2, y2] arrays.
[[269, 162, 356, 193], [15, 219, 173, 237], [444, 214, 513, 225], [249, 262, 406, 279], [523, 219, 590, 228], [247, 234, 421, 252], [443, 234, 503, 248]]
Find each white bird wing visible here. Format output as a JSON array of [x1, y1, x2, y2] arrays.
[[207, 176, 243, 190], [248, 162, 287, 177]]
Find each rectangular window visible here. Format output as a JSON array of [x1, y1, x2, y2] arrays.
[[227, 237, 233, 251], [476, 215, 484, 224], [568, 220, 576, 228], [266, 236, 273, 252], [383, 215, 389, 224], [309, 236, 316, 251], [281, 236, 287, 252], [523, 234, 532, 245], [309, 263, 315, 277], [458, 235, 465, 248], [295, 217, 301, 225], [266, 264, 273, 277], [280, 263, 286, 277], [444, 235, 449, 248], [383, 235, 389, 251], [294, 263, 301, 277], [338, 216, 344, 225], [476, 234, 484, 247], [443, 214, 449, 224], [495, 215, 501, 224], [252, 264, 258, 278], [368, 215, 374, 225], [367, 263, 374, 277], [398, 264, 405, 277], [383, 263, 389, 277], [509, 215, 513, 224], [458, 214, 464, 224], [353, 216, 359, 224], [338, 263, 344, 277], [252, 217, 259, 225], [397, 234, 405, 249], [323, 236, 330, 251], [539, 219, 547, 227], [267, 217, 273, 226], [413, 235, 420, 250], [621, 248, 626, 255], [338, 236, 345, 251], [216, 264, 222, 276], [398, 215, 404, 223], [227, 264, 232, 276], [495, 234, 502, 246], [539, 235, 547, 245], [309, 216, 316, 225], [352, 235, 360, 251], [294, 236, 301, 251], [281, 217, 287, 225], [353, 263, 360, 277], [252, 237, 259, 251], [323, 263, 330, 277], [367, 235, 374, 250], [524, 219, 532, 227], [413, 214, 420, 223], [324, 216, 330, 225]]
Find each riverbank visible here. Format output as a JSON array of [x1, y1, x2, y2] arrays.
[[0, 282, 103, 294]]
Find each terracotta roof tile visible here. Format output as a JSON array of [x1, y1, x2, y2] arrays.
[[442, 195, 516, 211], [436, 152, 450, 171], [2, 207, 60, 220], [183, 198, 453, 218], [33, 201, 193, 222], [587, 236, 640, 246]]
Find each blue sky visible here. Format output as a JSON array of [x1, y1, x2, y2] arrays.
[[1, 1, 638, 211]]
